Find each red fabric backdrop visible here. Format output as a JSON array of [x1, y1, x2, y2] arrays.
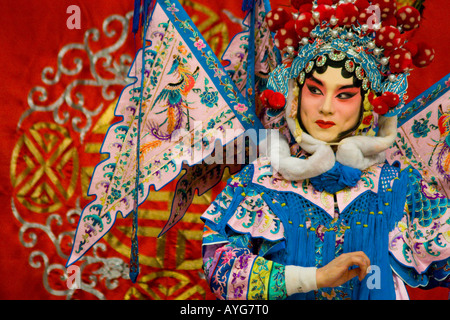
[[0, 0, 449, 300]]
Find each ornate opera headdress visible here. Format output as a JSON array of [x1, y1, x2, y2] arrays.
[[258, 0, 435, 179]]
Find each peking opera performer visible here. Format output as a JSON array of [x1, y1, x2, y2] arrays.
[[200, 0, 450, 300]]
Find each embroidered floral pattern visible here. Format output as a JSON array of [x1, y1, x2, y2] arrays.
[[249, 257, 272, 300], [196, 77, 219, 108], [388, 168, 450, 279], [228, 193, 284, 241], [411, 118, 431, 138], [230, 254, 252, 299], [194, 39, 206, 50]]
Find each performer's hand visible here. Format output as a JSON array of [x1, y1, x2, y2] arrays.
[[316, 251, 370, 289]]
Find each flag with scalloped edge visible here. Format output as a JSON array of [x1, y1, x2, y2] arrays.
[[66, 0, 267, 267]]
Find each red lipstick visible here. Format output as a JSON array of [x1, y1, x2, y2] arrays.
[[315, 120, 335, 129]]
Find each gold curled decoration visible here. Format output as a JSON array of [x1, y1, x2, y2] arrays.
[[10, 122, 79, 213], [124, 270, 206, 300], [175, 229, 204, 270]]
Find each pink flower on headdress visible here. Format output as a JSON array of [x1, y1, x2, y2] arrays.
[[194, 39, 206, 50], [235, 103, 248, 113]]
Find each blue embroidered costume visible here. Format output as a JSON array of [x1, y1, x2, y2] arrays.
[[201, 158, 450, 299]]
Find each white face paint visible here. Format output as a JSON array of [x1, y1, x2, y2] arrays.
[[299, 67, 362, 143]]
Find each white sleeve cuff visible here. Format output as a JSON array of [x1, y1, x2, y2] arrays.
[[285, 265, 318, 295]]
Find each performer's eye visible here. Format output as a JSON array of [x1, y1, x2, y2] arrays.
[[307, 85, 323, 95], [336, 92, 357, 100]]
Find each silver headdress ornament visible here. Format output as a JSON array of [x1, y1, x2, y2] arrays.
[[262, 0, 435, 117]]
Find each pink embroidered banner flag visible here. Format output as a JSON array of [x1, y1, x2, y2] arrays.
[[387, 74, 450, 196], [66, 0, 268, 267]]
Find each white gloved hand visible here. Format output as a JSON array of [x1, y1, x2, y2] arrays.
[[285, 265, 318, 295]]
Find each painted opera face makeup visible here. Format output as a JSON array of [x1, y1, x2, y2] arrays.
[[299, 67, 362, 143]]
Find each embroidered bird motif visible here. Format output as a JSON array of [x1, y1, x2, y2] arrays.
[[433, 104, 450, 181], [147, 55, 200, 141]]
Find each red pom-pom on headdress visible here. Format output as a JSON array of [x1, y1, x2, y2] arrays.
[[295, 12, 316, 38], [314, 4, 335, 24], [396, 6, 421, 31], [371, 0, 397, 20], [354, 0, 370, 25], [260, 89, 274, 106], [381, 91, 400, 108], [375, 26, 402, 53], [413, 42, 435, 68], [389, 47, 413, 73], [368, 91, 400, 115], [269, 92, 287, 109], [335, 3, 359, 26], [275, 20, 298, 49], [266, 7, 291, 32], [260, 89, 286, 110], [371, 98, 389, 115]]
